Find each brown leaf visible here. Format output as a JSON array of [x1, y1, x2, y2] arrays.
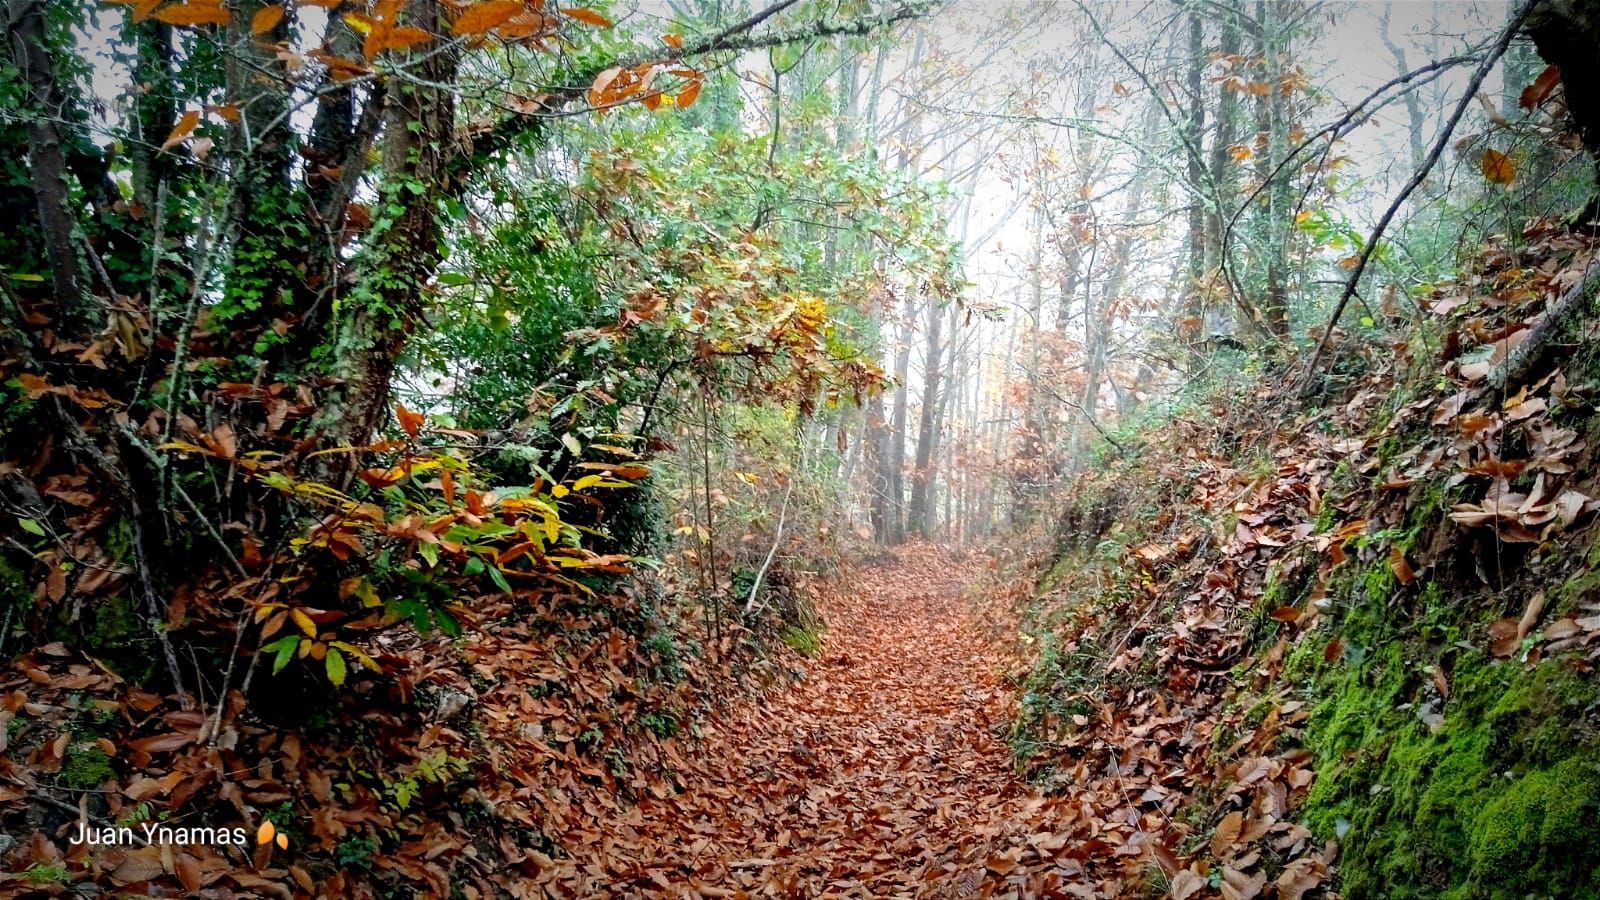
[[1520, 64, 1562, 110], [1389, 545, 1416, 585], [131, 732, 196, 753], [1212, 810, 1243, 858], [1170, 868, 1206, 900], [176, 853, 203, 891]]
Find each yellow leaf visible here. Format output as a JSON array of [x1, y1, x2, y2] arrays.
[[452, 0, 523, 34], [152, 1, 232, 26], [551, 483, 570, 499], [251, 5, 285, 33], [1481, 148, 1515, 185], [342, 11, 375, 33], [560, 7, 612, 27], [677, 79, 702, 109], [289, 607, 317, 638], [159, 111, 200, 154]]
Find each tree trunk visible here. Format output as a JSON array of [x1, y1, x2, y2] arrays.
[[323, 0, 459, 461], [6, 0, 90, 330], [907, 294, 944, 536]]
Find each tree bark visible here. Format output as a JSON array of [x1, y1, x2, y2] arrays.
[[6, 0, 90, 330], [907, 294, 944, 536]]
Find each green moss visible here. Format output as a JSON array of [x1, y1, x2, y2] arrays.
[[1301, 601, 1600, 900], [61, 741, 115, 789], [1467, 756, 1600, 898], [780, 626, 819, 657]]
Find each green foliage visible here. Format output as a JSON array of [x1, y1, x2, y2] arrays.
[[21, 863, 70, 885], [335, 833, 379, 869]]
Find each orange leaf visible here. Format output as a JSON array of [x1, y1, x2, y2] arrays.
[[153, 1, 232, 26], [1389, 545, 1416, 585], [560, 6, 613, 27], [361, 24, 392, 59], [256, 820, 276, 846], [396, 403, 424, 438], [1480, 148, 1515, 185], [452, 0, 523, 34], [383, 25, 435, 52], [677, 79, 702, 109], [159, 111, 201, 154], [662, 31, 681, 48], [588, 66, 623, 107], [251, 5, 285, 33], [131, 0, 165, 21]]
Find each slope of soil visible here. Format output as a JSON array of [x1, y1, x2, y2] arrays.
[[1010, 221, 1600, 899]]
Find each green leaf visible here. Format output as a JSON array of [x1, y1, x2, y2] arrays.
[[17, 517, 45, 537], [264, 636, 299, 674], [488, 565, 512, 594], [325, 647, 348, 687], [435, 607, 462, 637]]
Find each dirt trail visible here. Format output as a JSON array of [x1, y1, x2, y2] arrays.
[[545, 545, 1101, 899]]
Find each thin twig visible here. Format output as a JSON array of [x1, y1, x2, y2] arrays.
[[1298, 0, 1539, 396]]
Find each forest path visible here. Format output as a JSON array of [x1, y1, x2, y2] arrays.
[[548, 544, 1094, 899]]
